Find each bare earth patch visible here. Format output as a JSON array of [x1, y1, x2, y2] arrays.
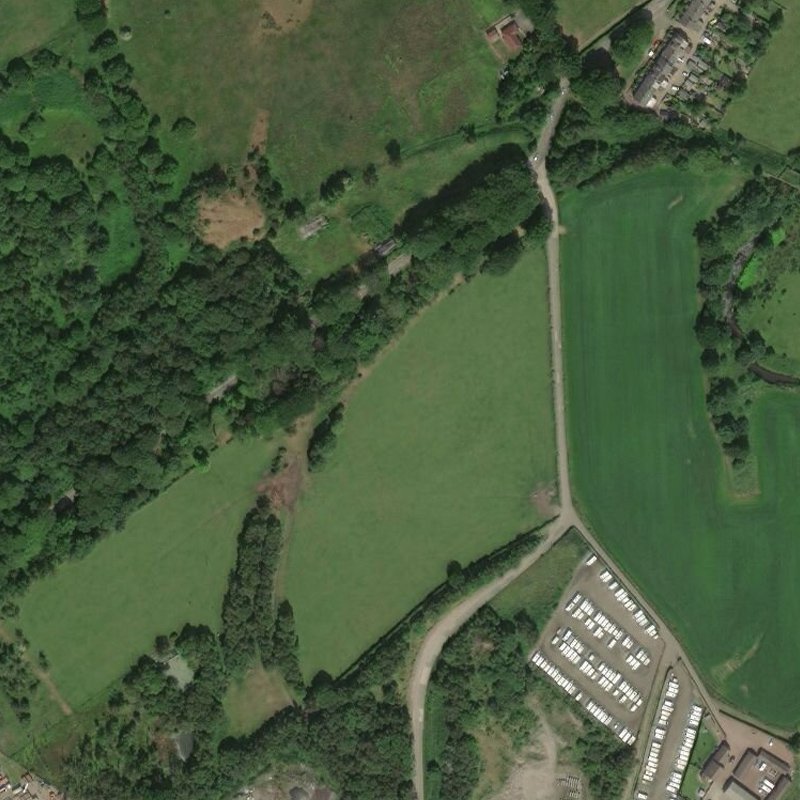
[[199, 192, 265, 249], [490, 709, 560, 800], [259, 0, 314, 36], [250, 109, 269, 153], [668, 194, 685, 210], [530, 482, 559, 517], [261, 459, 305, 512]]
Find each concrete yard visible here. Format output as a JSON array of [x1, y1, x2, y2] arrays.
[[530, 553, 665, 746]]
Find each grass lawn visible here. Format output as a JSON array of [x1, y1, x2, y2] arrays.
[[491, 529, 586, 626], [0, 0, 75, 64], [284, 247, 556, 679], [110, 0, 506, 197], [17, 437, 277, 710], [723, 4, 800, 153], [556, 0, 638, 46], [223, 663, 293, 737], [561, 166, 800, 728]]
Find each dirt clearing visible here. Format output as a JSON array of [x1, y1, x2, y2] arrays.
[[530, 482, 558, 517], [198, 192, 265, 248], [490, 708, 561, 800], [258, 0, 314, 36]]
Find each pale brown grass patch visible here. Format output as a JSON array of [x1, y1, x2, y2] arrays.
[[198, 192, 265, 249]]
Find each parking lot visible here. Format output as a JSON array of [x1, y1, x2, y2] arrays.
[[635, 661, 704, 800], [530, 552, 665, 746]]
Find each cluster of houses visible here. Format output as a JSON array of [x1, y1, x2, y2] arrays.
[[0, 772, 61, 800], [631, 0, 734, 117]]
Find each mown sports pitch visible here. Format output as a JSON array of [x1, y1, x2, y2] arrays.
[[285, 247, 556, 679], [562, 167, 800, 728]]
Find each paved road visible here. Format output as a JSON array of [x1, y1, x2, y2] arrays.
[[407, 77, 774, 800]]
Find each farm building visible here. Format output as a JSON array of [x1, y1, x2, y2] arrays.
[[722, 748, 792, 800], [485, 12, 533, 54], [701, 739, 731, 781]]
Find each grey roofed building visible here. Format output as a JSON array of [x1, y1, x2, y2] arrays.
[[701, 739, 731, 781], [723, 776, 760, 800], [632, 28, 690, 104]]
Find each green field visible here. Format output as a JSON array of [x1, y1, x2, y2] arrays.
[[556, 0, 637, 45], [0, 0, 75, 64], [285, 247, 556, 679], [561, 166, 800, 727], [223, 663, 293, 737], [724, 4, 800, 153], [492, 529, 586, 625], [110, 0, 506, 196], [17, 438, 276, 709]]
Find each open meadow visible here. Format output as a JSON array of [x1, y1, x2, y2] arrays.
[[110, 0, 508, 197], [561, 167, 800, 728], [17, 438, 276, 710], [284, 247, 556, 679], [723, 3, 800, 153], [0, 0, 75, 64], [556, 0, 638, 46]]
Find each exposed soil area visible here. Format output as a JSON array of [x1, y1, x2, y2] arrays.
[[258, 0, 314, 37], [489, 706, 567, 800], [198, 192, 265, 249], [250, 110, 269, 154], [262, 459, 305, 513], [530, 482, 559, 517]]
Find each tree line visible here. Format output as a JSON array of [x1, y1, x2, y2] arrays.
[[693, 177, 800, 466]]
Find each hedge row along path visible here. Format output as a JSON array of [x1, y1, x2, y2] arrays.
[[407, 80, 781, 800]]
